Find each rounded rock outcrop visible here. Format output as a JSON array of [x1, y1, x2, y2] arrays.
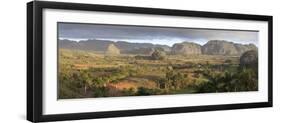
[[202, 40, 238, 55], [240, 50, 258, 68], [105, 44, 120, 55], [171, 42, 202, 55]]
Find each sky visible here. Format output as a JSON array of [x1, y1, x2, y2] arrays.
[[58, 23, 258, 47]]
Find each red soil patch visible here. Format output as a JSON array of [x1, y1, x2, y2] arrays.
[[107, 79, 157, 90], [107, 81, 138, 90]]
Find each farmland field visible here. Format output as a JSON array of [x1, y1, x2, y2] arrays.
[[58, 49, 258, 99]]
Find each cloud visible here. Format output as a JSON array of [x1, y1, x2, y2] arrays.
[[58, 23, 258, 46]]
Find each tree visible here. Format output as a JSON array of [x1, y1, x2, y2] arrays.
[[236, 68, 258, 91], [195, 67, 258, 93], [80, 70, 92, 95], [157, 78, 168, 89], [136, 87, 160, 96], [221, 71, 236, 92], [159, 70, 187, 90], [122, 88, 136, 96], [197, 72, 222, 93], [172, 73, 186, 89]]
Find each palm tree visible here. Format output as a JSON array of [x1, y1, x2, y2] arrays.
[[80, 70, 92, 95], [236, 68, 258, 91]]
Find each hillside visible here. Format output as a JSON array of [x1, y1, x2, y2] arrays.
[[59, 39, 171, 53]]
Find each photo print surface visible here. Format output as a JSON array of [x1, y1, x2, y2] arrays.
[[58, 22, 259, 99]]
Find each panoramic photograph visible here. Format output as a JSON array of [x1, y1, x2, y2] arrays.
[[58, 22, 259, 99]]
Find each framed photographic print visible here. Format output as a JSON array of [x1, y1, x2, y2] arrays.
[[27, 1, 273, 122]]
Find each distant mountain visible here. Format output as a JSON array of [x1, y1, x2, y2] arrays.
[[59, 39, 257, 56], [234, 43, 258, 55], [59, 39, 113, 51], [115, 41, 153, 51], [59, 39, 171, 54], [171, 42, 202, 55], [125, 47, 155, 55], [202, 40, 257, 55]]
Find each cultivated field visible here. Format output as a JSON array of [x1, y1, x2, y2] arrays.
[[58, 49, 258, 99]]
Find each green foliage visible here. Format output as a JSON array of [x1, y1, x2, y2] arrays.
[[91, 87, 110, 97], [156, 70, 187, 90], [157, 78, 168, 89], [236, 68, 258, 91], [58, 64, 135, 98], [136, 87, 161, 96], [58, 49, 258, 99], [224, 59, 232, 64], [122, 88, 136, 96], [194, 67, 258, 93]]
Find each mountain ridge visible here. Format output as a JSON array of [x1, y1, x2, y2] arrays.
[[59, 39, 257, 56]]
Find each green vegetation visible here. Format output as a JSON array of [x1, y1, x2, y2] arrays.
[[194, 67, 258, 93], [58, 49, 258, 99]]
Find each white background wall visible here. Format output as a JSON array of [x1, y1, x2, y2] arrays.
[[0, 0, 280, 123]]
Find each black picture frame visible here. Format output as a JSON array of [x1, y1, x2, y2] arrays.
[[27, 1, 273, 122]]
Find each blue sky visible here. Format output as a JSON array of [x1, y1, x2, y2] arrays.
[[58, 23, 258, 47]]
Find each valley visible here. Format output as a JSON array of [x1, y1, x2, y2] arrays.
[[58, 39, 258, 99]]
